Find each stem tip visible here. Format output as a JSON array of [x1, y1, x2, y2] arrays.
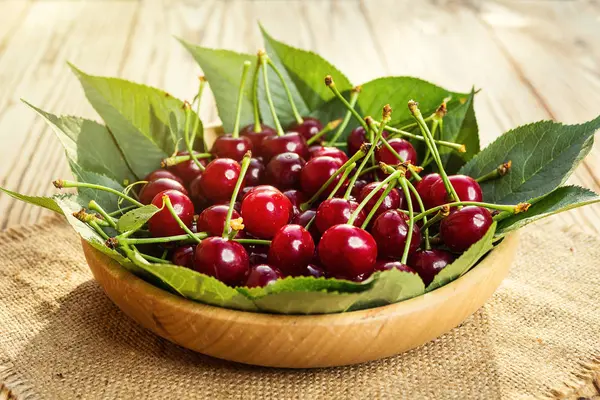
[[52, 179, 64, 189], [515, 203, 531, 213], [324, 75, 333, 87]]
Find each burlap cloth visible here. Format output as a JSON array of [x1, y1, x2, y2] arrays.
[[0, 217, 598, 400]]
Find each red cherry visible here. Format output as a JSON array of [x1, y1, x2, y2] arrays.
[[193, 237, 249, 286], [409, 249, 454, 286], [415, 173, 441, 209], [268, 224, 315, 276], [440, 206, 493, 252], [240, 124, 277, 154], [188, 174, 207, 210], [172, 245, 195, 269], [241, 189, 293, 239], [300, 156, 344, 197], [260, 132, 309, 162], [148, 190, 194, 237], [138, 178, 188, 205], [241, 185, 279, 201], [168, 151, 206, 185], [211, 134, 253, 161], [371, 210, 421, 258], [373, 260, 416, 274], [350, 179, 369, 200], [347, 127, 389, 155], [375, 138, 417, 178], [245, 243, 269, 266], [265, 152, 306, 190], [309, 146, 349, 163], [198, 158, 242, 203], [197, 205, 241, 237], [358, 182, 403, 219], [245, 264, 283, 287], [318, 224, 377, 280], [144, 169, 183, 185], [288, 117, 323, 141], [283, 189, 307, 211], [315, 198, 365, 234], [246, 158, 265, 187], [429, 175, 483, 207], [291, 209, 320, 242]]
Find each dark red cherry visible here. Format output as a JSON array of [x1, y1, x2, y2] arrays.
[[373, 260, 416, 274], [139, 178, 188, 205], [241, 189, 293, 239], [198, 158, 242, 203], [268, 224, 315, 276], [245, 264, 283, 287], [211, 134, 253, 161], [371, 210, 421, 258], [318, 224, 377, 280], [409, 249, 455, 286], [429, 175, 483, 207], [309, 146, 349, 164], [240, 124, 277, 154], [440, 206, 493, 252], [246, 158, 265, 187], [358, 182, 403, 219], [144, 169, 183, 185], [305, 263, 326, 278], [265, 152, 306, 190], [188, 174, 207, 210], [245, 243, 269, 266], [300, 156, 344, 197], [347, 126, 389, 155], [172, 245, 196, 269], [168, 151, 206, 185], [288, 117, 323, 141], [260, 132, 309, 162], [291, 209, 319, 242], [197, 205, 241, 237], [315, 198, 365, 234], [375, 138, 418, 178], [415, 173, 441, 209], [148, 189, 195, 237], [350, 179, 369, 200], [193, 237, 249, 286], [283, 189, 307, 211]]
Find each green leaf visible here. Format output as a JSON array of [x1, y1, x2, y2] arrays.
[[68, 64, 202, 179], [426, 222, 497, 292], [349, 269, 425, 311], [116, 204, 160, 232], [458, 116, 600, 204], [68, 162, 124, 212], [0, 187, 66, 214], [496, 186, 600, 235]]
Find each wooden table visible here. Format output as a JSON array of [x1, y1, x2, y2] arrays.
[[0, 0, 599, 396]]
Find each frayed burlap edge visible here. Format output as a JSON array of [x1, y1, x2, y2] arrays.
[[546, 355, 600, 399], [0, 364, 39, 400]]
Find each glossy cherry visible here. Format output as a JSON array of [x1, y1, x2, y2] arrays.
[[245, 264, 283, 288], [144, 169, 183, 185], [211, 134, 253, 161], [245, 243, 269, 266], [138, 178, 188, 205], [260, 132, 309, 162], [309, 146, 348, 163], [193, 237, 249, 286], [300, 156, 344, 197], [409, 249, 455, 286], [415, 173, 441, 209], [315, 198, 365, 234], [288, 117, 323, 141], [371, 210, 421, 258], [429, 175, 483, 207], [265, 152, 306, 190], [197, 204, 241, 237], [241, 188, 293, 239], [188, 174, 207, 210], [240, 123, 277, 154], [241, 185, 279, 201], [358, 182, 403, 219], [440, 206, 493, 252], [373, 260, 416, 274], [375, 138, 417, 177], [198, 158, 242, 203], [291, 209, 320, 242], [268, 224, 315, 276], [347, 126, 389, 155], [172, 245, 196, 269], [148, 189, 195, 237], [168, 151, 206, 185], [283, 189, 307, 212], [318, 224, 377, 280], [350, 179, 369, 200], [246, 158, 265, 187]]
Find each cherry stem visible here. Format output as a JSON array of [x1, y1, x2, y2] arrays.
[[113, 232, 208, 246], [90, 221, 110, 240], [251, 60, 263, 133], [327, 162, 356, 200], [191, 76, 207, 151], [408, 100, 460, 202], [379, 136, 422, 181], [476, 161, 512, 183], [232, 61, 252, 138], [398, 176, 414, 265], [360, 179, 397, 229], [223, 152, 252, 238], [377, 121, 464, 152], [421, 119, 439, 167], [358, 164, 380, 176], [107, 205, 137, 217], [419, 205, 450, 232], [140, 253, 171, 264], [348, 169, 402, 225], [163, 195, 201, 243], [327, 87, 361, 146], [161, 153, 212, 168], [183, 104, 206, 172], [233, 238, 271, 246], [306, 119, 342, 145], [405, 179, 429, 249], [300, 148, 367, 211], [413, 201, 530, 221], [325, 75, 369, 132], [54, 180, 144, 208], [265, 57, 303, 125], [260, 52, 284, 136], [88, 200, 117, 229]]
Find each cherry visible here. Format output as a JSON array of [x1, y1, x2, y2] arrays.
[[172, 245, 196, 269], [305, 263, 326, 278], [300, 156, 344, 197], [440, 206, 493, 252], [315, 198, 365, 234], [291, 209, 320, 242], [283, 189, 307, 212], [409, 249, 454, 286], [268, 224, 315, 276], [241, 185, 279, 201], [260, 132, 309, 162], [193, 237, 249, 286], [429, 175, 483, 208], [288, 117, 323, 141], [138, 178, 188, 205], [144, 169, 183, 185], [371, 210, 421, 258], [241, 189, 293, 239], [347, 127, 389, 155], [168, 151, 206, 185], [245, 264, 283, 288], [309, 146, 349, 163], [211, 134, 253, 161], [198, 158, 242, 203], [358, 182, 403, 219], [350, 179, 369, 200], [415, 173, 441, 209], [373, 260, 416, 274], [318, 224, 377, 280], [240, 124, 277, 154], [246, 158, 265, 187], [245, 243, 269, 266], [375, 138, 417, 177], [265, 152, 306, 190], [197, 204, 241, 237], [188, 174, 207, 210], [148, 189, 195, 237]]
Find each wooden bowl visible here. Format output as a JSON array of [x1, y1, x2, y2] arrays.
[[82, 232, 518, 368]]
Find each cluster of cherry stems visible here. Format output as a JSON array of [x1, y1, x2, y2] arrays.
[[58, 51, 526, 289]]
